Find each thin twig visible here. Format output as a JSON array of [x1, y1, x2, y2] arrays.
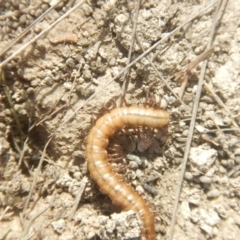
[[206, 128, 240, 133], [0, 0, 61, 57], [68, 177, 88, 220], [176, 46, 215, 99], [150, 55, 191, 111], [0, 67, 24, 137], [17, 137, 29, 170], [228, 165, 240, 178], [23, 137, 53, 214], [121, 0, 141, 103], [204, 82, 238, 127], [134, 33, 191, 111], [168, 1, 227, 239], [186, 46, 215, 71], [0, 206, 12, 221], [71, 17, 91, 32], [21, 205, 51, 240], [0, 0, 85, 68]]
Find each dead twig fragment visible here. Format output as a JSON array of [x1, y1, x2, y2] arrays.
[[17, 137, 29, 170], [49, 33, 78, 44], [21, 205, 51, 239], [23, 137, 53, 215], [71, 17, 91, 32], [228, 165, 240, 178], [68, 177, 88, 220], [175, 46, 214, 99], [121, 0, 140, 104], [0, 206, 12, 222], [204, 82, 238, 127]]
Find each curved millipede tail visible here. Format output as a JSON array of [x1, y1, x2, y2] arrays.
[[86, 106, 169, 240]]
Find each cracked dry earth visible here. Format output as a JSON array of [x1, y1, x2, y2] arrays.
[[0, 0, 240, 240]]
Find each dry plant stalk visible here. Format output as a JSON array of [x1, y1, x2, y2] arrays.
[[174, 46, 214, 99]]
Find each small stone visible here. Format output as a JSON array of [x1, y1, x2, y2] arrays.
[[184, 172, 193, 180], [126, 154, 142, 165], [200, 208, 220, 226], [82, 3, 93, 16], [195, 125, 205, 133], [128, 161, 138, 169], [199, 176, 212, 185], [86, 231, 96, 240], [160, 97, 168, 109], [180, 201, 191, 220], [189, 144, 217, 172], [207, 189, 220, 199], [190, 209, 200, 223], [189, 194, 201, 206], [30, 78, 40, 87], [66, 58, 75, 68], [14, 104, 27, 115], [83, 69, 92, 80], [26, 87, 35, 96], [108, 57, 116, 66], [135, 185, 144, 195], [200, 223, 213, 236], [73, 172, 82, 180], [135, 169, 144, 178], [63, 82, 72, 90], [214, 205, 228, 219], [99, 47, 108, 59], [115, 13, 128, 25], [42, 76, 53, 86], [51, 219, 65, 234], [182, 129, 189, 137], [234, 215, 240, 227]]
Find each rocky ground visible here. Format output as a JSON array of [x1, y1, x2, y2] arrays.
[[0, 0, 240, 239]]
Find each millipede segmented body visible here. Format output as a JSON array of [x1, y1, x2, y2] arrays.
[[86, 106, 169, 240]]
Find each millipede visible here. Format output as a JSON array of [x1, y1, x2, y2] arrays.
[[86, 106, 169, 240]]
